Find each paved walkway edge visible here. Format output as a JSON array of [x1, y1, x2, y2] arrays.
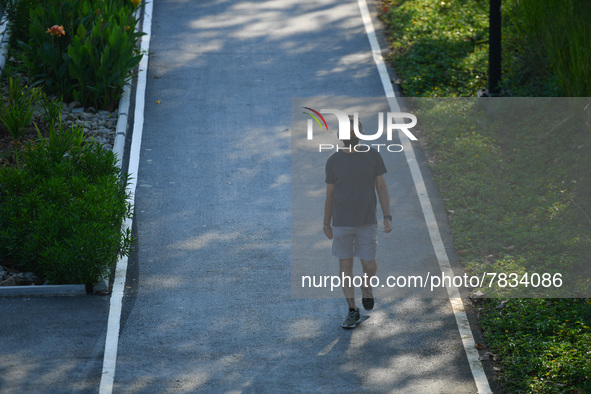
[[357, 0, 492, 392], [0, 284, 87, 297], [98, 1, 153, 392]]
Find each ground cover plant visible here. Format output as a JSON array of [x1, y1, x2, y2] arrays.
[[380, 0, 489, 97], [380, 0, 591, 392], [480, 298, 591, 392]]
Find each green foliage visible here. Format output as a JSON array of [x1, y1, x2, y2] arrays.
[[502, 0, 591, 97], [480, 298, 591, 393], [417, 98, 591, 293], [380, 0, 489, 97], [67, 7, 143, 109], [0, 136, 133, 287], [17, 0, 143, 109], [17, 2, 73, 95], [38, 92, 64, 133], [35, 119, 85, 162], [381, 0, 591, 97], [0, 0, 36, 45], [0, 77, 41, 165], [381, 1, 591, 389]]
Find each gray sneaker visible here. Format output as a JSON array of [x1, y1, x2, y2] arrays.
[[342, 308, 361, 328]]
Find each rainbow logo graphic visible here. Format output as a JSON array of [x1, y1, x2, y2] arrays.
[[302, 107, 329, 132]]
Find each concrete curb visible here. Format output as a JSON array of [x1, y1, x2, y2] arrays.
[[0, 285, 87, 297], [0, 15, 10, 72], [92, 72, 133, 295], [0, 9, 137, 297]]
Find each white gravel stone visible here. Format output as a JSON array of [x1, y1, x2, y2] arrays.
[[60, 101, 119, 151]]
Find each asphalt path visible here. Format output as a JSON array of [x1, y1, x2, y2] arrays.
[[114, 0, 481, 392], [0, 0, 487, 392], [0, 297, 108, 393]]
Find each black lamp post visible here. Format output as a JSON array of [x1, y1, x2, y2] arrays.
[[488, 0, 502, 95]]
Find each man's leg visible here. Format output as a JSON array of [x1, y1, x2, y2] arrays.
[[360, 259, 377, 278], [333, 227, 361, 328], [339, 257, 361, 328], [339, 257, 356, 310], [356, 224, 378, 310], [360, 259, 377, 310]]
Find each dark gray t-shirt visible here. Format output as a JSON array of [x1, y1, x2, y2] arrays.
[[325, 148, 387, 227]]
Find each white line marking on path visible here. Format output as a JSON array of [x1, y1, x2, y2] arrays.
[[98, 1, 154, 393], [355, 0, 492, 392]]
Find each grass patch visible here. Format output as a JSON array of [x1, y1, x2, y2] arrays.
[[380, 0, 591, 97], [413, 97, 591, 392], [416, 99, 591, 295], [380, 0, 591, 391], [380, 0, 489, 97], [480, 298, 591, 392]]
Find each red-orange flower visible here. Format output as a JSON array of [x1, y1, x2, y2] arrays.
[[46, 25, 65, 37]]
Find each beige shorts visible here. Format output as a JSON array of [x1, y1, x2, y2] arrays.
[[331, 224, 378, 261]]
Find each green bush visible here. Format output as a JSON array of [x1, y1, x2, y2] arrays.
[[0, 0, 36, 46], [17, 0, 143, 109], [0, 77, 41, 166], [0, 134, 133, 288]]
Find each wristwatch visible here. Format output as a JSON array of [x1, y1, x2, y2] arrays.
[[384, 215, 392, 220]]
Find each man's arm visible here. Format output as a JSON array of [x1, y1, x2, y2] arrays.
[[376, 175, 392, 233], [323, 183, 335, 239]]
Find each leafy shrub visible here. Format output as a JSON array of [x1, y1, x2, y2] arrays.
[[0, 77, 41, 166], [0, 132, 133, 288], [17, 0, 143, 109], [67, 7, 143, 109], [17, 2, 74, 96]]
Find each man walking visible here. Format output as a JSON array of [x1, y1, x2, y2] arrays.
[[323, 116, 392, 328]]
